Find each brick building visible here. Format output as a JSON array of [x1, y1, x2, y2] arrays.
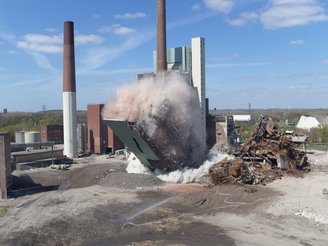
[[87, 104, 123, 154], [40, 125, 63, 144]]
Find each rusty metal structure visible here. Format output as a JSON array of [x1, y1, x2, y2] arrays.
[[209, 116, 310, 185]]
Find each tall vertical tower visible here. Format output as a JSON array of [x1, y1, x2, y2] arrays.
[[192, 37, 206, 146], [156, 0, 167, 73], [63, 21, 77, 158]]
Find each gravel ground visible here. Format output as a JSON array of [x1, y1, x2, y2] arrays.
[[98, 170, 164, 189], [1, 152, 328, 245]]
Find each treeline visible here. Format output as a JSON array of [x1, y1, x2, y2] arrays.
[[238, 119, 328, 145], [0, 111, 86, 141]]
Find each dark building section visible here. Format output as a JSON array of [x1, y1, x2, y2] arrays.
[[107, 126, 124, 155], [87, 104, 106, 154], [87, 104, 123, 154], [40, 125, 63, 144], [206, 115, 216, 149], [77, 123, 87, 154], [0, 132, 12, 199]]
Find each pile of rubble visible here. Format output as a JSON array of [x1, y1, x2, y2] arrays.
[[209, 116, 310, 185]]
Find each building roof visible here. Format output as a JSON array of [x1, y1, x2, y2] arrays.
[[296, 115, 321, 130], [233, 115, 251, 122]]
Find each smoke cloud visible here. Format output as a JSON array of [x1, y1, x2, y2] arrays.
[[126, 151, 233, 184], [102, 72, 207, 169]]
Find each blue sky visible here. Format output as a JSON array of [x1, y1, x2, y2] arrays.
[[0, 0, 328, 111]]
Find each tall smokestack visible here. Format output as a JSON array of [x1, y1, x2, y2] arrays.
[[156, 0, 167, 73], [63, 21, 77, 158]]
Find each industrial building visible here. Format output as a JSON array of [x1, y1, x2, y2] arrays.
[[105, 0, 207, 171], [77, 123, 87, 154], [87, 104, 123, 155], [152, 37, 207, 146], [40, 125, 63, 144], [207, 114, 243, 148]]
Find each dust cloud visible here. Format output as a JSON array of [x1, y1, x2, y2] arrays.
[[156, 152, 233, 183], [126, 152, 233, 184], [102, 72, 207, 169]]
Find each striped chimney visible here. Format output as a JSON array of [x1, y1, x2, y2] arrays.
[[63, 21, 77, 158]]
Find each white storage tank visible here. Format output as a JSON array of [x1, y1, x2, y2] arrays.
[[15, 131, 25, 144], [25, 131, 41, 143]]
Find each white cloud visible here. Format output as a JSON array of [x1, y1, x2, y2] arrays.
[[45, 28, 56, 32], [93, 14, 101, 19], [78, 29, 155, 74], [17, 41, 62, 54], [260, 0, 328, 29], [17, 33, 104, 54], [28, 52, 59, 71], [98, 24, 136, 35], [17, 33, 62, 54], [23, 34, 62, 44], [226, 12, 258, 26], [1, 50, 18, 55], [114, 12, 146, 19], [192, 3, 202, 10], [75, 34, 104, 45], [0, 32, 16, 42], [289, 39, 306, 45], [207, 62, 272, 68], [203, 0, 234, 13]]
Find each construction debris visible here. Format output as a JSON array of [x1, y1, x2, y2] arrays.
[[209, 116, 310, 185]]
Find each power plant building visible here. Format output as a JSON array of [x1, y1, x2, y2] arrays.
[[87, 104, 123, 154], [77, 123, 87, 154], [40, 125, 63, 144], [152, 37, 207, 145]]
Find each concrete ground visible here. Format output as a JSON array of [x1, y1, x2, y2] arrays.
[[0, 152, 327, 246]]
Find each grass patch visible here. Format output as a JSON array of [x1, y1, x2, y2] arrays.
[[306, 144, 328, 152]]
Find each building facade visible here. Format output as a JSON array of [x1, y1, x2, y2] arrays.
[[87, 104, 123, 154], [152, 37, 207, 146], [77, 123, 87, 154], [40, 125, 63, 144], [191, 37, 206, 146]]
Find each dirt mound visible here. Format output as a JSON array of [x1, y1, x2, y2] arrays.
[[97, 170, 164, 189], [58, 164, 164, 190]]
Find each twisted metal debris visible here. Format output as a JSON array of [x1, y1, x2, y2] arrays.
[[209, 116, 310, 185]]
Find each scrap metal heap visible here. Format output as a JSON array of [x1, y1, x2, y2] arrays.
[[209, 116, 310, 185]]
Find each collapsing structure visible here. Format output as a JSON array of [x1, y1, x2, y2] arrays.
[[209, 116, 310, 185], [104, 72, 207, 172], [103, 0, 207, 171]]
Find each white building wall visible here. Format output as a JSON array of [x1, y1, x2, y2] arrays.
[[63, 92, 77, 158], [191, 37, 206, 146], [233, 115, 251, 122], [296, 115, 321, 131]]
